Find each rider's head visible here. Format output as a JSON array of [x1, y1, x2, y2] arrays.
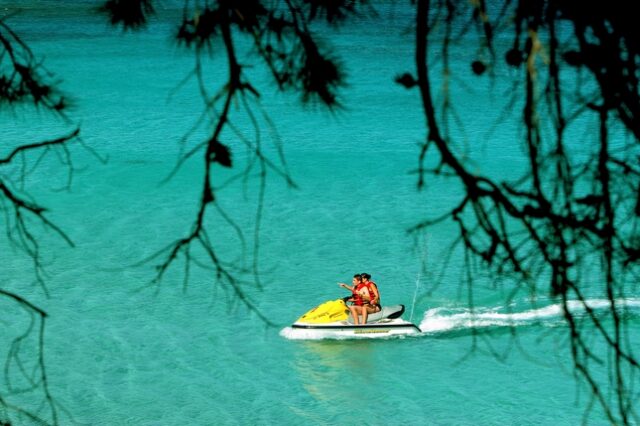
[[361, 273, 371, 281]]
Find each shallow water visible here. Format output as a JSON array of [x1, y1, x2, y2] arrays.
[[1, 2, 635, 425]]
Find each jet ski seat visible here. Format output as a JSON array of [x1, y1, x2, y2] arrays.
[[347, 304, 406, 324]]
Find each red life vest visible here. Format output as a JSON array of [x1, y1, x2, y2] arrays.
[[367, 281, 380, 306], [352, 282, 378, 306], [351, 283, 367, 306]]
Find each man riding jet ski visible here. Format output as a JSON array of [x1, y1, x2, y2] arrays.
[[338, 273, 380, 324]]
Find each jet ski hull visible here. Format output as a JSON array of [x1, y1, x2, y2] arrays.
[[287, 319, 421, 339], [283, 299, 421, 339]]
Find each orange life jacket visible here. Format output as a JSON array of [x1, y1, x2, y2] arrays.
[[351, 283, 367, 306], [367, 281, 380, 306], [352, 282, 379, 306]]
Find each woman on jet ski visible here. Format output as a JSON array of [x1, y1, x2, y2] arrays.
[[361, 273, 381, 310]]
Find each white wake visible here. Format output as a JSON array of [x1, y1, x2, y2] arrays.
[[419, 298, 640, 334]]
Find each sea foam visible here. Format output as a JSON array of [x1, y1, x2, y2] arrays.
[[419, 298, 640, 333]]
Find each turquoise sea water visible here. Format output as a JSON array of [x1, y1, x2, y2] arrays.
[[2, 2, 637, 425]]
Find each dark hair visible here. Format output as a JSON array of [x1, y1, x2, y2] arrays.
[[353, 274, 362, 280], [361, 273, 371, 280]]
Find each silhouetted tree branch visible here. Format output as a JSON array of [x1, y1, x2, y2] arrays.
[[411, 0, 639, 423], [101, 0, 357, 323], [1, 15, 81, 426]]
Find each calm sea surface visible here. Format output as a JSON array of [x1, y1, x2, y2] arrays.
[[1, 2, 635, 425]]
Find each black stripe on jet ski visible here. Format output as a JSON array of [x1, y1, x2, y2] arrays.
[[292, 323, 421, 331]]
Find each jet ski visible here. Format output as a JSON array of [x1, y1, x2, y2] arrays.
[[285, 298, 421, 339]]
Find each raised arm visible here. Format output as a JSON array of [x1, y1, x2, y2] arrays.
[[338, 282, 354, 292]]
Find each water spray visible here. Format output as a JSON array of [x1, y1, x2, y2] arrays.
[[409, 233, 429, 323]]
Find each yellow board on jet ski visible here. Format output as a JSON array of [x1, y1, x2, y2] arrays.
[[296, 299, 349, 324]]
